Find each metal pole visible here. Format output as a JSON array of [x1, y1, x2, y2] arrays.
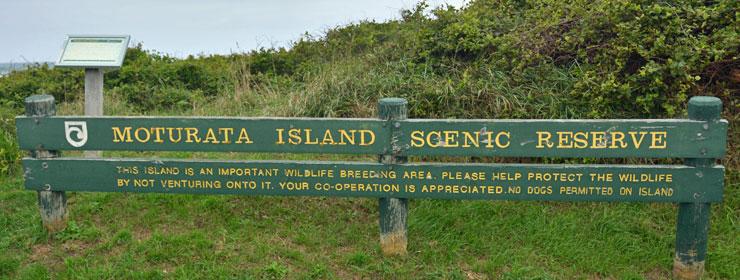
[[377, 97, 409, 256], [84, 68, 103, 157], [673, 96, 722, 280]]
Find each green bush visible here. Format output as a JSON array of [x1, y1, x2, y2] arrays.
[[275, 0, 736, 122], [0, 64, 83, 108], [0, 0, 736, 167], [0, 107, 21, 176], [0, 45, 234, 113]]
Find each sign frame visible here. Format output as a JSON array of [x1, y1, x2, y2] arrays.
[[55, 35, 130, 69]]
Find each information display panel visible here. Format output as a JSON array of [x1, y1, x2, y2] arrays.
[[56, 35, 130, 68]]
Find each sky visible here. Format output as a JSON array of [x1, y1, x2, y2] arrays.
[[0, 0, 468, 63]]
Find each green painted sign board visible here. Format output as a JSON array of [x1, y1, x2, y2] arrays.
[[398, 119, 727, 158], [23, 158, 725, 203], [16, 116, 728, 158], [16, 117, 388, 154]]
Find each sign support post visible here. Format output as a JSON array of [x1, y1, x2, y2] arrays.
[[84, 68, 103, 157], [24, 95, 67, 233], [673, 96, 722, 280], [377, 98, 409, 256], [55, 35, 129, 157]]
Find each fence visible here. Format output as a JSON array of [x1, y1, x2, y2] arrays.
[[17, 95, 727, 279]]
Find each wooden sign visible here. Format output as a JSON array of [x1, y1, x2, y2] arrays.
[[23, 158, 724, 203], [16, 117, 727, 158], [16, 117, 388, 154], [17, 94, 728, 279], [399, 119, 727, 158]]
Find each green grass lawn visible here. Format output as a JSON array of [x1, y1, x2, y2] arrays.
[[1, 164, 737, 279]]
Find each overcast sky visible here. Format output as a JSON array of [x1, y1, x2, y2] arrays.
[[0, 0, 468, 63]]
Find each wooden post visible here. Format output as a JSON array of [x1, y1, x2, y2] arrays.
[[25, 95, 68, 233], [673, 96, 722, 280], [377, 97, 408, 256], [84, 68, 103, 158]]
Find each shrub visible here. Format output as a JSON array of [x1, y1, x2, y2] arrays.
[[0, 107, 21, 176], [0, 0, 736, 168]]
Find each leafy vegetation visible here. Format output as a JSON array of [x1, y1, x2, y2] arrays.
[[0, 0, 737, 278], [2, 1, 737, 119]]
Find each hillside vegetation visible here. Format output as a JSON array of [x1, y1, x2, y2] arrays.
[[1, 0, 737, 171], [0, 0, 738, 278]]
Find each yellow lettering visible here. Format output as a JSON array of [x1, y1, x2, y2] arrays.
[[322, 129, 335, 145], [649, 131, 667, 149], [495, 131, 510, 148], [427, 131, 442, 148], [556, 131, 573, 148], [203, 128, 220, 144], [610, 131, 626, 149], [573, 131, 588, 148], [591, 131, 606, 148], [275, 128, 285, 144], [536, 131, 553, 148], [112, 127, 132, 143], [410, 131, 424, 147], [304, 129, 318, 145], [359, 130, 375, 146], [338, 129, 356, 145], [443, 131, 459, 147], [629, 131, 648, 148], [151, 127, 165, 143], [236, 128, 253, 144], [288, 128, 301, 144], [184, 128, 200, 143], [485, 132, 494, 148], [134, 127, 151, 143], [461, 131, 479, 148], [219, 127, 234, 144]]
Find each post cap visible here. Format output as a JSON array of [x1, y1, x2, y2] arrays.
[[25, 94, 55, 104], [377, 97, 408, 120], [24, 94, 56, 117], [379, 97, 408, 106], [688, 96, 722, 121]]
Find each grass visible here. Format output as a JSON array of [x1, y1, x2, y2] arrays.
[[1, 170, 738, 279], [1, 91, 738, 279]]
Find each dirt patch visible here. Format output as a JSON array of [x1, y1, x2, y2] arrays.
[[61, 240, 93, 257], [134, 227, 152, 241], [459, 262, 486, 280], [464, 270, 487, 280], [645, 267, 670, 280], [29, 243, 53, 262]]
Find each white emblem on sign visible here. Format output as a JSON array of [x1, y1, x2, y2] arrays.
[[64, 121, 88, 147]]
